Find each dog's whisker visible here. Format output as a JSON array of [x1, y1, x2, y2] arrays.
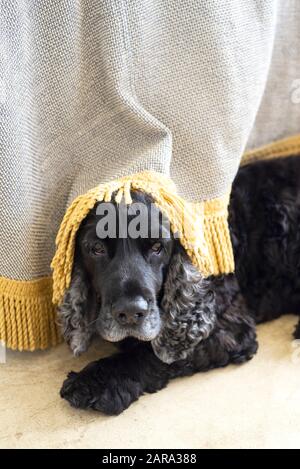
[[86, 318, 98, 327]]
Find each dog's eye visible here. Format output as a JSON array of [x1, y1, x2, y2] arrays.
[[151, 241, 162, 253], [91, 241, 106, 256]]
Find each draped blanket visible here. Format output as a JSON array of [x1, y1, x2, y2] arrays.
[[0, 1, 300, 350]]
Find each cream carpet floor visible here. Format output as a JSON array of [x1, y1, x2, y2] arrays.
[[0, 315, 300, 449]]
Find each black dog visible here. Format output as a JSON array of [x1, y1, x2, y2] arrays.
[[60, 155, 300, 415]]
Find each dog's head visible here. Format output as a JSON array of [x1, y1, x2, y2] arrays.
[[77, 191, 174, 342], [58, 191, 217, 363]]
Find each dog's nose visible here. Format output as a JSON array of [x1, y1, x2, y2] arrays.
[[112, 296, 149, 326]]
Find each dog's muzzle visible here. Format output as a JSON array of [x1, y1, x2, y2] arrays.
[[96, 296, 162, 342]]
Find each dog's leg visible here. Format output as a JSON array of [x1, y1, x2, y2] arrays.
[[60, 301, 257, 415], [193, 290, 258, 370], [60, 343, 193, 415], [193, 318, 258, 372]]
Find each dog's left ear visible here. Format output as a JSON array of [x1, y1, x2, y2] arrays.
[[57, 259, 97, 356], [151, 247, 217, 364]]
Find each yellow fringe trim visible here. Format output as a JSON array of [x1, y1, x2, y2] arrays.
[[242, 133, 300, 165], [51, 171, 234, 305], [0, 276, 61, 351]]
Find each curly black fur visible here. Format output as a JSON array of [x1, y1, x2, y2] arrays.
[[60, 155, 300, 415]]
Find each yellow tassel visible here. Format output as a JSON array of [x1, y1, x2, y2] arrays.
[[242, 133, 300, 165], [0, 276, 61, 351], [123, 180, 132, 204], [51, 170, 234, 305]]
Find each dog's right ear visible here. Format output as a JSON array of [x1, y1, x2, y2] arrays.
[[57, 259, 97, 356]]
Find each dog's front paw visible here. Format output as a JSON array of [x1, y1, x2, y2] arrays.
[[60, 362, 142, 415], [60, 371, 95, 410]]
